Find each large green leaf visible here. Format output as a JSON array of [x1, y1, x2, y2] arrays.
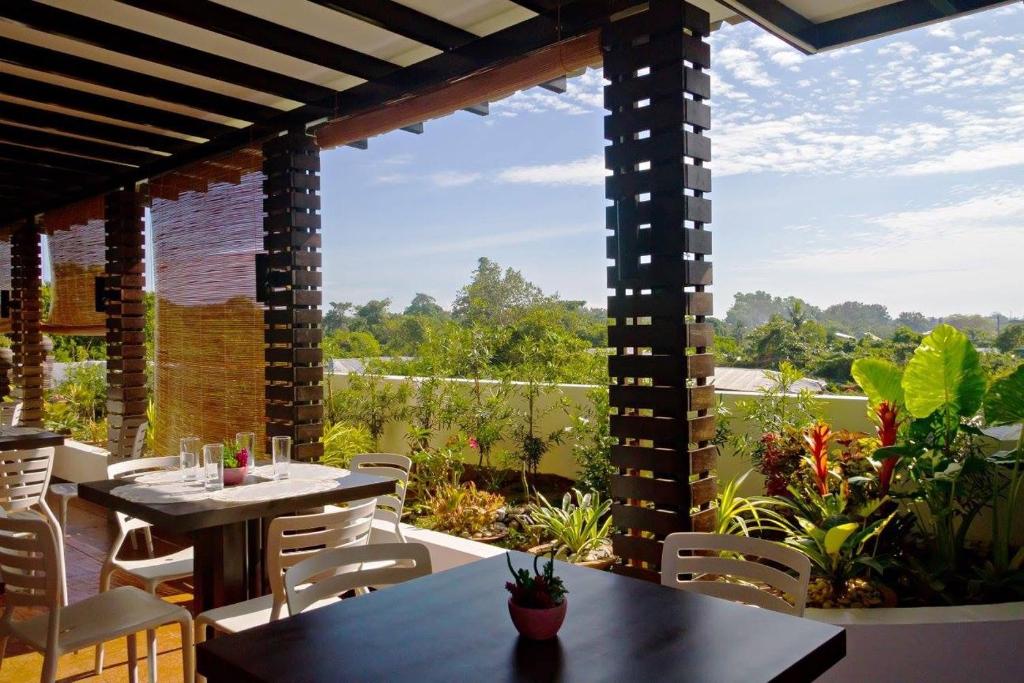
[[902, 324, 985, 420], [851, 357, 904, 408], [984, 364, 1024, 426], [824, 523, 859, 556]]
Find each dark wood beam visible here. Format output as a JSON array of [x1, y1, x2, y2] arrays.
[[0, 73, 233, 140], [309, 0, 478, 51], [507, 1, 559, 13], [0, 122, 160, 166], [0, 141, 131, 175], [0, 158, 95, 186], [0, 37, 280, 123], [0, 101, 192, 154], [0, 0, 336, 104]]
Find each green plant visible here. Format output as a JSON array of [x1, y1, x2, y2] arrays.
[[714, 470, 789, 536], [320, 421, 374, 469], [425, 481, 505, 538], [505, 552, 567, 609], [222, 438, 249, 469], [408, 436, 467, 504], [571, 386, 615, 499], [145, 398, 157, 455], [981, 365, 1024, 586], [527, 489, 612, 563], [328, 372, 410, 449]]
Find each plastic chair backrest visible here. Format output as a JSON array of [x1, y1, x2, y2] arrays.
[[349, 453, 411, 534], [285, 542, 431, 616], [108, 455, 180, 534], [130, 422, 148, 459], [0, 448, 56, 513], [661, 532, 811, 616], [265, 498, 376, 618], [0, 514, 62, 616]]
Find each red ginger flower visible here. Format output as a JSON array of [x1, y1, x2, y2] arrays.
[[804, 422, 833, 496], [875, 401, 901, 495]]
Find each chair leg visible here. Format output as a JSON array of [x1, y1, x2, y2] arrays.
[[0, 635, 8, 672], [127, 633, 139, 683], [144, 527, 155, 558], [147, 628, 158, 683], [95, 567, 115, 673], [130, 529, 139, 550], [60, 495, 69, 532], [181, 618, 196, 683], [41, 649, 59, 683]]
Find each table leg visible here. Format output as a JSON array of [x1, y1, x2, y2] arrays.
[[192, 523, 248, 612]]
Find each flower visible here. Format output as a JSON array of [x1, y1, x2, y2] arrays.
[[874, 401, 901, 495], [468, 437, 480, 450], [803, 422, 833, 496], [237, 448, 249, 468]]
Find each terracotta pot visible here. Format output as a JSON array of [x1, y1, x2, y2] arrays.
[[508, 598, 567, 640], [223, 467, 246, 486]]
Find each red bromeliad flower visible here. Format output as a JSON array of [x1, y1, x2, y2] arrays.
[[803, 422, 833, 496], [468, 437, 480, 451], [875, 401, 901, 495]]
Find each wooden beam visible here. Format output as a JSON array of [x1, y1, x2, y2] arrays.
[[315, 30, 601, 149], [0, 122, 160, 166], [310, 0, 478, 51]]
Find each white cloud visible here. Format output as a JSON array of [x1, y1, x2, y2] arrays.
[[428, 171, 481, 188], [927, 23, 956, 39], [497, 155, 606, 186], [494, 68, 604, 117], [771, 51, 803, 68], [716, 47, 777, 87], [894, 140, 1024, 176]]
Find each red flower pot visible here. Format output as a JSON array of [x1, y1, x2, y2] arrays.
[[508, 598, 567, 640], [223, 467, 246, 486]]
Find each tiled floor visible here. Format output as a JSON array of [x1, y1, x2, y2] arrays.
[[1, 496, 193, 682]]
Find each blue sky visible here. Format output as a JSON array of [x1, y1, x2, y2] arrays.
[[316, 3, 1024, 319]]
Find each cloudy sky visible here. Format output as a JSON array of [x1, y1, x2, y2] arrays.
[[316, 4, 1024, 319]]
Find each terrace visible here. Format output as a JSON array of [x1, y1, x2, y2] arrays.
[[0, 1, 1021, 682]]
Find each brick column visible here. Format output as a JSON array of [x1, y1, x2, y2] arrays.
[[604, 1, 716, 581], [104, 189, 147, 457], [10, 219, 44, 427], [262, 132, 324, 462]]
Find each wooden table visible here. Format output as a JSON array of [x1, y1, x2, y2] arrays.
[[197, 552, 846, 683], [79, 470, 395, 611], [0, 428, 65, 451]]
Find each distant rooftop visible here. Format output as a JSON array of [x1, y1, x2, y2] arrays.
[[713, 367, 827, 394]]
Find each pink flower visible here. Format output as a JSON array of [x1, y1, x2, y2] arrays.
[[237, 448, 249, 468], [468, 437, 480, 450]]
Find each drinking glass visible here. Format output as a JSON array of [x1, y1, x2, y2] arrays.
[[272, 436, 291, 480], [203, 443, 224, 491], [235, 431, 256, 473], [180, 436, 200, 483]]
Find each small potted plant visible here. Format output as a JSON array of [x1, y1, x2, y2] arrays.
[[505, 552, 568, 640], [222, 438, 250, 486]]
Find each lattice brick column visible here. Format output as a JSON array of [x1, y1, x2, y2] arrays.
[[10, 219, 44, 427], [263, 132, 324, 462], [105, 189, 147, 457], [604, 1, 716, 582]]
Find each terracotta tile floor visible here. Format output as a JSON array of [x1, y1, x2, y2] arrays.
[[1, 496, 194, 682]]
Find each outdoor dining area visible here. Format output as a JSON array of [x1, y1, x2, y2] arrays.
[[0, 1, 1016, 681]]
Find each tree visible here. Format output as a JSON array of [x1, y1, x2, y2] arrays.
[[324, 301, 354, 333], [996, 324, 1024, 353], [404, 293, 445, 318], [322, 330, 382, 361], [895, 311, 932, 333], [745, 315, 809, 369], [822, 301, 893, 336], [452, 257, 545, 326]]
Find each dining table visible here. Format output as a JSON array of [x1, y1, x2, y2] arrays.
[[0, 427, 65, 451], [78, 463, 396, 612], [197, 551, 846, 683]]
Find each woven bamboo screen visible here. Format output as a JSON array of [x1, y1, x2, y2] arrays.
[[150, 148, 266, 457], [0, 237, 11, 335], [42, 197, 107, 333]]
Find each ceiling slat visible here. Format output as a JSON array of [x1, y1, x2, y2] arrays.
[[0, 101, 192, 154], [0, 141, 132, 175], [0, 73, 231, 140], [118, 0, 399, 80], [0, 122, 161, 166], [0, 157, 96, 186], [309, 0, 478, 51], [0, 37, 281, 122], [0, 0, 336, 104]]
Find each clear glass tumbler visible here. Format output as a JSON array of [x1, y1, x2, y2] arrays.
[[180, 436, 200, 483], [272, 436, 291, 480], [203, 443, 224, 491], [235, 431, 256, 473]]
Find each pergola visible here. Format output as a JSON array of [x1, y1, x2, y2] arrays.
[[0, 0, 1011, 581]]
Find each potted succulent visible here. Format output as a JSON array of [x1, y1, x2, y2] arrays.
[[505, 552, 568, 640], [527, 489, 615, 569], [222, 438, 250, 486]]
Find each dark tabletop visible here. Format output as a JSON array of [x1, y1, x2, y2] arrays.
[[0, 428, 65, 451], [197, 551, 845, 683], [77, 470, 396, 534]]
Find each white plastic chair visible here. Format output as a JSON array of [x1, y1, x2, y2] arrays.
[[96, 455, 193, 680], [660, 532, 811, 616], [0, 402, 21, 427], [194, 499, 377, 681], [49, 421, 149, 537], [285, 542, 432, 616], [348, 453, 411, 542], [0, 447, 66, 604], [0, 514, 194, 683]]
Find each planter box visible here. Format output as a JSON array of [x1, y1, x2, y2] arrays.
[[52, 439, 110, 483], [807, 602, 1024, 682]]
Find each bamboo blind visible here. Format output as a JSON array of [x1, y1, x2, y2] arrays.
[[43, 196, 106, 332], [0, 237, 11, 335], [150, 148, 266, 457]]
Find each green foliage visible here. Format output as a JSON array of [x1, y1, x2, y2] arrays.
[[320, 422, 374, 469], [527, 489, 612, 563], [731, 361, 821, 461], [571, 386, 614, 499], [714, 470, 789, 536], [423, 481, 505, 538], [44, 363, 108, 444], [902, 324, 985, 423], [851, 358, 904, 408], [995, 323, 1024, 353], [322, 330, 382, 362], [505, 552, 567, 609], [452, 257, 546, 327], [328, 373, 410, 448]]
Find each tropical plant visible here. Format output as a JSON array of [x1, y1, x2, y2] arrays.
[[527, 489, 612, 563], [505, 551, 567, 609], [320, 421, 374, 469], [714, 470, 789, 536], [408, 435, 468, 505], [328, 372, 410, 448], [424, 481, 505, 538], [222, 438, 249, 469], [571, 386, 615, 499]]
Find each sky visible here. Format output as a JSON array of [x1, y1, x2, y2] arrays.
[[89, 4, 1020, 320]]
